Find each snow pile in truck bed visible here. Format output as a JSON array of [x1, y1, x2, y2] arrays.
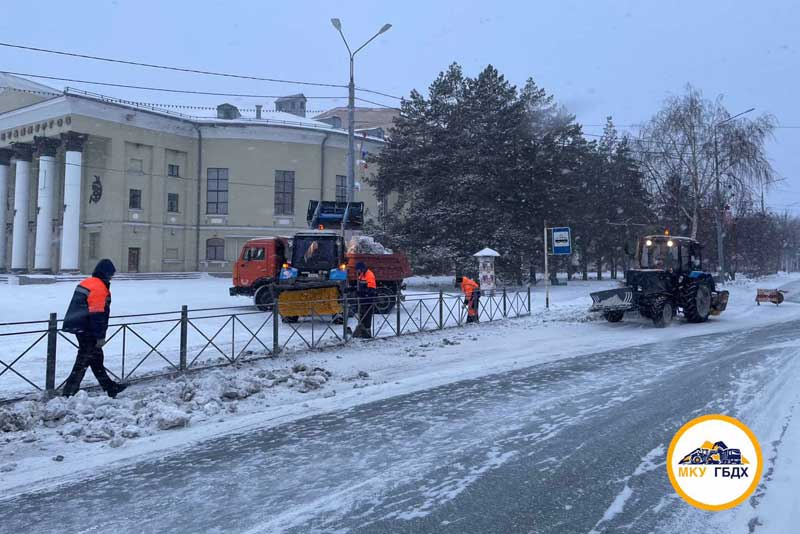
[[348, 236, 392, 255]]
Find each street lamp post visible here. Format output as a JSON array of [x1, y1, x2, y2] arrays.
[[713, 107, 755, 277], [331, 18, 391, 204]]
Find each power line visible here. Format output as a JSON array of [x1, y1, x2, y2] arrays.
[[354, 96, 400, 109], [0, 70, 349, 99], [0, 41, 403, 100], [0, 41, 345, 90]]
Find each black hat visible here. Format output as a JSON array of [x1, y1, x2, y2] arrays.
[[92, 259, 117, 280]]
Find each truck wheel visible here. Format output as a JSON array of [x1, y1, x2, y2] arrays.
[[282, 315, 299, 323], [254, 286, 275, 312], [683, 281, 711, 323], [603, 310, 624, 323], [374, 288, 397, 314], [652, 298, 674, 328]]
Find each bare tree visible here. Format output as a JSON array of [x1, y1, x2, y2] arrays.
[[636, 85, 775, 270]]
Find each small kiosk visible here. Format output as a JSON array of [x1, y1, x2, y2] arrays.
[[473, 248, 500, 296]]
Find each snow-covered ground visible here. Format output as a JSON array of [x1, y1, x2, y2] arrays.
[[2, 272, 800, 500], [0, 276, 532, 400]]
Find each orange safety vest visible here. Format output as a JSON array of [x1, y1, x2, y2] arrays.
[[80, 277, 111, 314], [461, 277, 479, 298], [358, 269, 377, 289]]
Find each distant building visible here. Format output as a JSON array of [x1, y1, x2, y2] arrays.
[[314, 107, 399, 140], [0, 75, 384, 273]]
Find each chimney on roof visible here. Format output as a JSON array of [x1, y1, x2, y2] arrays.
[[216, 103, 241, 120], [275, 94, 307, 118], [255, 104, 262, 119]]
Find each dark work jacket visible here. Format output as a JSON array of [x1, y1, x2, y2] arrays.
[[62, 276, 111, 339]]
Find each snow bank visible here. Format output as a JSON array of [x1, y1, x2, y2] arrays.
[[0, 364, 334, 455], [347, 236, 392, 254]]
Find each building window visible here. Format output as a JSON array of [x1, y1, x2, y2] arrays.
[[128, 158, 143, 174], [168, 164, 180, 177], [335, 175, 347, 203], [274, 170, 295, 216], [89, 232, 100, 259], [207, 168, 229, 215], [165, 247, 179, 260], [129, 189, 142, 210], [206, 238, 225, 261], [167, 193, 179, 213]]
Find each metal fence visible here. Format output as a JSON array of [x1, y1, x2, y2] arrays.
[[0, 288, 531, 403]]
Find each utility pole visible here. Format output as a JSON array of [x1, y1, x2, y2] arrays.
[[713, 107, 755, 277], [331, 19, 392, 204]]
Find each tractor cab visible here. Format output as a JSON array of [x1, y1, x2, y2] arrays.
[[282, 231, 347, 281], [590, 232, 729, 327], [636, 235, 703, 274]]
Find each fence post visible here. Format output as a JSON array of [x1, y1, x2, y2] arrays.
[[438, 290, 444, 329], [396, 292, 402, 336], [503, 287, 507, 318], [527, 286, 532, 314], [45, 312, 58, 394], [273, 303, 280, 356], [179, 305, 188, 371], [342, 294, 349, 342]]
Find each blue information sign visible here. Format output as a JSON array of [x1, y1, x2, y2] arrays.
[[551, 227, 572, 255]]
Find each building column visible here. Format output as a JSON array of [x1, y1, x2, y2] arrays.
[[10, 143, 34, 272], [0, 148, 14, 273], [0, 149, 13, 272], [33, 137, 61, 272], [59, 132, 88, 273]]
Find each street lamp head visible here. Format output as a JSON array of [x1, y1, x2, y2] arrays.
[[379, 23, 392, 34], [331, 18, 342, 31]]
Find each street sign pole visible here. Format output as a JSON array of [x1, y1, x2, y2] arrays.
[[544, 222, 550, 310], [544, 225, 572, 311]]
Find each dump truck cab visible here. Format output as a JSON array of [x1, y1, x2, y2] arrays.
[[230, 237, 289, 296]]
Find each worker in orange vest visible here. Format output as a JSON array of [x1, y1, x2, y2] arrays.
[[61, 259, 127, 398], [456, 275, 481, 323], [355, 262, 377, 338]]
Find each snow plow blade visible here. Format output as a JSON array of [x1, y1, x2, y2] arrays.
[[590, 287, 636, 312], [711, 290, 729, 315], [277, 287, 342, 317]]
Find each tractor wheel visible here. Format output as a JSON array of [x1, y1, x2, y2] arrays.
[[254, 285, 275, 312], [374, 287, 397, 315], [603, 310, 624, 323], [683, 281, 711, 323], [651, 298, 674, 328]]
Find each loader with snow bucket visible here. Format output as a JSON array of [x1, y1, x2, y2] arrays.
[[589, 233, 729, 327], [231, 201, 411, 320]]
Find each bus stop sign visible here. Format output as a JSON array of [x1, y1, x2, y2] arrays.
[[551, 227, 572, 255]]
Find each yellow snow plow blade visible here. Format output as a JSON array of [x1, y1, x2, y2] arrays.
[[278, 287, 342, 317]]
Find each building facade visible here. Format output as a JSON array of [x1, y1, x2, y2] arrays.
[[0, 78, 384, 273], [313, 106, 399, 140]]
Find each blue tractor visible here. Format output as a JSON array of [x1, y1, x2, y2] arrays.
[[590, 234, 729, 327]]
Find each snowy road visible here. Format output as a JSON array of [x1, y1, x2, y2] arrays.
[[2, 313, 798, 533]]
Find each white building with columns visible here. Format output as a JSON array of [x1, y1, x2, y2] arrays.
[[0, 75, 385, 274]]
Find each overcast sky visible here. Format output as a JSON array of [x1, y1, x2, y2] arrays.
[[1, 0, 798, 212]]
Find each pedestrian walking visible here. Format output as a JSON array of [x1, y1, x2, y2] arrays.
[[62, 259, 127, 398], [354, 261, 377, 338], [456, 275, 481, 323]]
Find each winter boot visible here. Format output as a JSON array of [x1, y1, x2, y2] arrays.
[[106, 383, 128, 399]]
